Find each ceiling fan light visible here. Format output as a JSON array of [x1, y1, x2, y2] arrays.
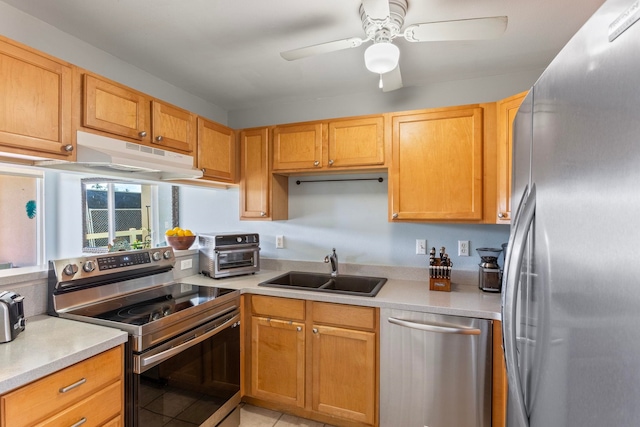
[[364, 42, 399, 74]]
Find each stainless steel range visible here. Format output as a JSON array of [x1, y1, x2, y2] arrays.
[[48, 247, 241, 427]]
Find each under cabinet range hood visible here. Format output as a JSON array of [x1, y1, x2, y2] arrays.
[[36, 131, 203, 180]]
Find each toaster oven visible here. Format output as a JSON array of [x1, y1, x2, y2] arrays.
[[199, 232, 260, 278]]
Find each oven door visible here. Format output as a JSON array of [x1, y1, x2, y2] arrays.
[[131, 310, 241, 427], [214, 247, 259, 278]]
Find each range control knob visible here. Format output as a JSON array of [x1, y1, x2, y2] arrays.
[[63, 264, 79, 277], [82, 261, 96, 273], [236, 236, 243, 243], [152, 251, 162, 261], [163, 250, 172, 260]]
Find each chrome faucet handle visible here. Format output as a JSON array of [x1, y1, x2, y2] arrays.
[[324, 248, 339, 277]]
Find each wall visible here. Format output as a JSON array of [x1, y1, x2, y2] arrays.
[[180, 174, 510, 273], [0, 2, 227, 124], [228, 69, 542, 128], [0, 175, 37, 267]]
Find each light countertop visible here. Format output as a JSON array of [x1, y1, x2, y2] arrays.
[[0, 315, 128, 394], [179, 269, 503, 320]]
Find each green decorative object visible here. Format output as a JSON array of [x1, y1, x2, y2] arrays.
[[25, 200, 36, 219]]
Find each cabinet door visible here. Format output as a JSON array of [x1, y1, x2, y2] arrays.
[[328, 116, 384, 168], [151, 100, 195, 153], [311, 325, 376, 425], [272, 123, 323, 171], [496, 92, 527, 224], [390, 107, 484, 221], [83, 74, 150, 142], [197, 118, 236, 182], [239, 128, 288, 220], [240, 128, 269, 219], [0, 37, 72, 158], [251, 317, 305, 408]]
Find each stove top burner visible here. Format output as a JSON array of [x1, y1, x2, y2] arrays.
[[68, 283, 236, 327], [107, 295, 175, 325]]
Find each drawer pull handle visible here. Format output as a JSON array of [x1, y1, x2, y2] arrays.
[[69, 417, 87, 427], [59, 378, 87, 393]]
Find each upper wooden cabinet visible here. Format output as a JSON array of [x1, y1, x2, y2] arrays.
[[197, 118, 236, 183], [272, 123, 323, 171], [0, 36, 73, 160], [328, 116, 384, 168], [83, 74, 149, 142], [82, 73, 195, 154], [389, 105, 484, 221], [239, 127, 288, 220], [151, 100, 196, 153], [496, 91, 527, 224], [271, 116, 385, 173]]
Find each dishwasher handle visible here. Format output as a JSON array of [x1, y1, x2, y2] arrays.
[[388, 317, 481, 335]]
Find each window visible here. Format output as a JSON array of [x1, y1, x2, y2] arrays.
[[0, 166, 44, 268], [82, 179, 155, 252]]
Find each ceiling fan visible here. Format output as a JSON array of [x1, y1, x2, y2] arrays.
[[280, 0, 508, 92]]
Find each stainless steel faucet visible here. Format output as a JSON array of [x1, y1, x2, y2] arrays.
[[324, 248, 339, 277]]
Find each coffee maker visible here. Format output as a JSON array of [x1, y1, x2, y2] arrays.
[[476, 247, 503, 292]]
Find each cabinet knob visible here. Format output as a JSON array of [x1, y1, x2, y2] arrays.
[[392, 213, 398, 219], [138, 131, 147, 137], [155, 135, 164, 142], [312, 328, 318, 334], [498, 212, 508, 219], [314, 161, 320, 167], [328, 159, 334, 166], [260, 211, 266, 217], [63, 144, 74, 152], [296, 326, 302, 332]]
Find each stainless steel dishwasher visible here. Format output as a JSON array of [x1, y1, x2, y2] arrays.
[[380, 308, 492, 427]]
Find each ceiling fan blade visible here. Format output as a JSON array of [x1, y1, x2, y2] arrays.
[[361, 0, 390, 21], [381, 65, 402, 92], [403, 16, 508, 42], [280, 37, 365, 61]]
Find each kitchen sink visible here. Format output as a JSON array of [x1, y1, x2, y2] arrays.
[[258, 271, 387, 297]]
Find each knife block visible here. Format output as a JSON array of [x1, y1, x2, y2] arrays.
[[429, 259, 451, 292]]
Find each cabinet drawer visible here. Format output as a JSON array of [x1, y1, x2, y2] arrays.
[[251, 295, 305, 321], [1, 346, 122, 427], [312, 302, 376, 330], [33, 381, 121, 427]]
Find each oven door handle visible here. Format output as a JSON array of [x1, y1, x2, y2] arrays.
[[137, 313, 240, 372]]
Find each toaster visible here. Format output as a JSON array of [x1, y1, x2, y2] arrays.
[[0, 291, 26, 343]]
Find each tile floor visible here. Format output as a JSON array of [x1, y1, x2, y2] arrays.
[[240, 404, 336, 427]]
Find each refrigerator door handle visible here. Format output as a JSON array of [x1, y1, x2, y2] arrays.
[[502, 183, 536, 427], [388, 317, 482, 335], [502, 185, 529, 284]]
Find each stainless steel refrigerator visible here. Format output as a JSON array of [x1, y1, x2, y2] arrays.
[[502, 0, 640, 426]]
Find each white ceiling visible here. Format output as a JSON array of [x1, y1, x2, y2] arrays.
[[1, 0, 606, 111]]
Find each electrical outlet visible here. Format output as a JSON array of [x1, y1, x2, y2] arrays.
[[416, 239, 427, 255], [458, 240, 470, 257], [276, 235, 284, 249], [180, 259, 193, 270]]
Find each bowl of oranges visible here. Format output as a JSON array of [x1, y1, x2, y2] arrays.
[[165, 227, 196, 250]]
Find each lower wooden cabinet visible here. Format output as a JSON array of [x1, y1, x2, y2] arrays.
[[311, 324, 376, 425], [245, 295, 379, 427], [0, 345, 124, 427], [251, 316, 305, 407]]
